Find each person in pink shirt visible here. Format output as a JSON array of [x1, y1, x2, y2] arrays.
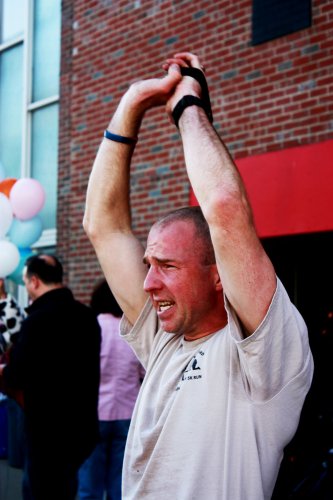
[[78, 279, 144, 500]]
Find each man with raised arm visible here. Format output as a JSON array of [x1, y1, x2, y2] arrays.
[[84, 52, 313, 500]]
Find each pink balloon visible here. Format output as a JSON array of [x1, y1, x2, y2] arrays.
[[9, 178, 46, 221]]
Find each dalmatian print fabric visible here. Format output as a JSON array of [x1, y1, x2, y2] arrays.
[[0, 294, 25, 354]]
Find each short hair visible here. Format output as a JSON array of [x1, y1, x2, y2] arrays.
[[24, 254, 63, 284], [90, 279, 122, 318], [152, 206, 216, 265]]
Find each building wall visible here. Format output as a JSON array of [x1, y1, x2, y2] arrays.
[[58, 0, 333, 302], [58, 0, 74, 286]]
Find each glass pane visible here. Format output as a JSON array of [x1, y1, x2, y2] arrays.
[[31, 104, 58, 229], [0, 45, 23, 179], [32, 0, 61, 101], [1, 0, 25, 43]]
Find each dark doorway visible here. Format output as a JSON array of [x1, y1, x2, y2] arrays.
[[262, 231, 333, 498]]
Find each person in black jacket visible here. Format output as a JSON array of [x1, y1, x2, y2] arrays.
[[0, 254, 101, 500]]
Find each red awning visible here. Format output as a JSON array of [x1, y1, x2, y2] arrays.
[[190, 139, 333, 238]]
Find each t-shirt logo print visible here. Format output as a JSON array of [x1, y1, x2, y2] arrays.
[[181, 351, 204, 382]]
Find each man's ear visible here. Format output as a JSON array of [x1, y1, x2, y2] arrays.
[[30, 275, 40, 290], [212, 265, 223, 292]]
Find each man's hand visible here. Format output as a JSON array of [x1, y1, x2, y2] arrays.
[[163, 52, 205, 121], [126, 51, 205, 118], [128, 63, 183, 112], [109, 53, 206, 135], [110, 62, 183, 137]]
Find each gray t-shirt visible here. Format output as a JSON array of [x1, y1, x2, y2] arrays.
[[120, 278, 313, 500]]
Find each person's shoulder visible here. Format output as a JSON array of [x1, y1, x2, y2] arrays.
[[73, 298, 95, 315], [60, 289, 91, 313]]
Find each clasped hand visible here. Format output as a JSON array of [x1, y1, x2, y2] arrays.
[[125, 51, 205, 124]]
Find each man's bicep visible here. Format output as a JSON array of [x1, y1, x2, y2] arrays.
[[212, 223, 276, 335], [94, 232, 148, 325]]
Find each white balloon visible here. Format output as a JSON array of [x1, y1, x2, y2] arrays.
[[0, 240, 20, 278], [0, 161, 5, 181], [0, 192, 13, 238]]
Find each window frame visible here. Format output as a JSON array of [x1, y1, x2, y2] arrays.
[[251, 0, 312, 46], [0, 0, 59, 248]]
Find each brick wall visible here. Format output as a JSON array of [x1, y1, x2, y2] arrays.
[[58, 0, 333, 302], [58, 0, 74, 287]]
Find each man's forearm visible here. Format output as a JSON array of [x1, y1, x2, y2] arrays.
[[178, 105, 252, 225], [83, 138, 134, 239], [83, 90, 143, 240]]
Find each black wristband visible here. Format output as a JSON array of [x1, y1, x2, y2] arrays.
[[104, 129, 137, 145], [180, 68, 213, 123], [172, 96, 208, 128]]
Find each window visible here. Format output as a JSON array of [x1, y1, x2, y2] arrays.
[[0, 0, 61, 246], [252, 0, 312, 46]]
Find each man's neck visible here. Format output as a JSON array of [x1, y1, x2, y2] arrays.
[[32, 283, 64, 302]]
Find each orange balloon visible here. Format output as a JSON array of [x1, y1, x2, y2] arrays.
[[0, 178, 17, 198]]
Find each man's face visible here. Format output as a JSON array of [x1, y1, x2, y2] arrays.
[[143, 220, 222, 339]]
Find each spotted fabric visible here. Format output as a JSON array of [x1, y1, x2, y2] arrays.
[[0, 294, 25, 354]]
